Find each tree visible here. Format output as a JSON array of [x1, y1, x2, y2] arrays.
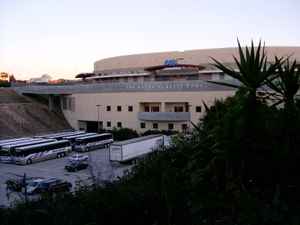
[[211, 40, 280, 107]]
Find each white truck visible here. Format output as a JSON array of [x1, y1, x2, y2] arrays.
[[109, 134, 169, 162]]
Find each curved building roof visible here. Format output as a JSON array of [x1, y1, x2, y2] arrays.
[[94, 47, 300, 73]]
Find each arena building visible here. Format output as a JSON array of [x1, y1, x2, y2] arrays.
[[17, 47, 300, 133]]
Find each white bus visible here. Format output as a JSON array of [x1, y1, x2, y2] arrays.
[[14, 140, 72, 165], [0, 138, 35, 150], [0, 137, 31, 145], [44, 131, 85, 140], [62, 133, 96, 143], [0, 139, 56, 163], [35, 130, 74, 138], [74, 133, 113, 152]]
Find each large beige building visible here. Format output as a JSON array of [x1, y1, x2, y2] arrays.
[[18, 47, 300, 133]]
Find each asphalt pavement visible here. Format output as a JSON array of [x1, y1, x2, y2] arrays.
[[0, 147, 132, 207]]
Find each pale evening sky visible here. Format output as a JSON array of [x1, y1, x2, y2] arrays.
[[0, 0, 300, 80]]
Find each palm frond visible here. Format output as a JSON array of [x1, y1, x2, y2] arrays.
[[207, 80, 241, 89]]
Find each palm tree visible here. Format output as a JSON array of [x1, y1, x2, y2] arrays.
[[267, 58, 300, 155], [211, 40, 280, 108], [266, 58, 300, 110]]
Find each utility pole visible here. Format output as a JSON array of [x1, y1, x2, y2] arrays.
[[96, 104, 102, 133], [23, 173, 28, 204]]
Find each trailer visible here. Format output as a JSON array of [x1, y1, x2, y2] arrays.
[[109, 134, 167, 162]]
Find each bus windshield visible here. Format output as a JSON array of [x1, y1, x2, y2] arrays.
[[0, 150, 10, 156]]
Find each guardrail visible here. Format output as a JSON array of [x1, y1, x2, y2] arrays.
[[14, 80, 234, 95]]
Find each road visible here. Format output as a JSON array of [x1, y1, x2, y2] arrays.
[[0, 147, 132, 207]]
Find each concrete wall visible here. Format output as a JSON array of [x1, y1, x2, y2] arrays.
[[61, 90, 234, 133]]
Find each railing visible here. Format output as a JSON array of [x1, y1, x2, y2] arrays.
[[14, 80, 234, 95], [138, 112, 191, 122]]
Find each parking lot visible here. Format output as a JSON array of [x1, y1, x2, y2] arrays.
[[0, 147, 132, 207]]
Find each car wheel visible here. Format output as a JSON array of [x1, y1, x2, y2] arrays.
[[26, 159, 32, 165], [57, 153, 61, 158]]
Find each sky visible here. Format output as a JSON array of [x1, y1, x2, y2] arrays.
[[0, 0, 300, 80]]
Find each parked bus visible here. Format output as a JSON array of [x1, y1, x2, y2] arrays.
[[14, 140, 72, 165], [74, 133, 113, 152], [0, 137, 31, 145], [0, 138, 35, 150], [35, 130, 74, 138], [62, 133, 96, 144], [0, 139, 56, 163], [44, 131, 85, 140]]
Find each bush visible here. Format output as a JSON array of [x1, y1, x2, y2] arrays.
[[141, 129, 178, 136], [110, 127, 139, 141], [0, 81, 11, 87]]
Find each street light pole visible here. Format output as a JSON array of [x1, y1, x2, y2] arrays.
[[96, 104, 102, 133]]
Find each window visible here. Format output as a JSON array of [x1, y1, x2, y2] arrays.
[[128, 106, 133, 112], [168, 123, 174, 130], [106, 106, 111, 111], [196, 106, 202, 112], [62, 97, 67, 110], [117, 106, 122, 112], [140, 122, 146, 129], [145, 106, 150, 112], [187, 75, 199, 80], [151, 106, 160, 112], [63, 97, 75, 111], [70, 97, 75, 112], [106, 121, 111, 127], [155, 76, 170, 81], [182, 124, 188, 131], [174, 106, 184, 112], [117, 122, 122, 128], [153, 123, 158, 129], [144, 76, 151, 81]]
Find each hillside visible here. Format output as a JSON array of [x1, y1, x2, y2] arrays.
[[0, 88, 71, 138]]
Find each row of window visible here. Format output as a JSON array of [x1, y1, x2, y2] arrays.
[[141, 122, 188, 130], [105, 105, 202, 112], [106, 105, 133, 112], [101, 121, 122, 128], [101, 121, 187, 130]]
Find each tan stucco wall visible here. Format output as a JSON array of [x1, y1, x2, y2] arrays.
[[94, 47, 300, 73], [62, 90, 234, 133]]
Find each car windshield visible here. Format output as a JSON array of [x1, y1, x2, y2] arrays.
[[27, 181, 40, 187]]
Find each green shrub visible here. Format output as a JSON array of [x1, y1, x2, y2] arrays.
[[110, 127, 139, 141], [0, 81, 11, 87], [141, 129, 178, 136]]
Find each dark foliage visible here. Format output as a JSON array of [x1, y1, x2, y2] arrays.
[[141, 129, 179, 136], [0, 81, 11, 87], [99, 127, 139, 141]]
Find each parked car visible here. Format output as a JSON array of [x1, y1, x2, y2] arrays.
[[65, 161, 88, 172], [68, 153, 89, 162], [6, 177, 43, 192], [26, 178, 72, 195]]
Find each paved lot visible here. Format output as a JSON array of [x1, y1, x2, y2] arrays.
[[0, 148, 132, 207]]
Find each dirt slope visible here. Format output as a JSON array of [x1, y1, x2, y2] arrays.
[[0, 88, 71, 138]]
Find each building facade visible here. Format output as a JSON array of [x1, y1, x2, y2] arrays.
[[61, 84, 234, 133], [17, 47, 300, 133]]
